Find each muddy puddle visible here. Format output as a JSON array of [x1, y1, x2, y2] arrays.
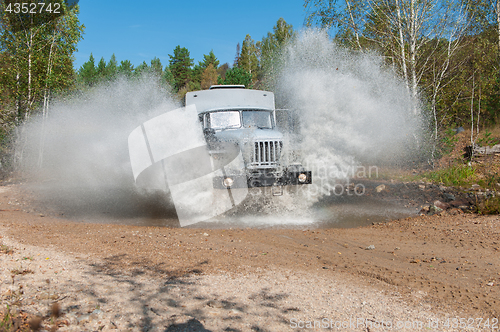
[[25, 182, 420, 229]]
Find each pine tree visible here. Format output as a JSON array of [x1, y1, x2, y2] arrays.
[[162, 66, 175, 88], [134, 61, 149, 76], [78, 53, 97, 86], [218, 67, 252, 88], [169, 45, 194, 91], [233, 43, 241, 68], [118, 60, 134, 77], [200, 50, 220, 70], [96, 57, 107, 80], [106, 54, 118, 80], [150, 57, 163, 77], [191, 64, 203, 87], [191, 50, 220, 88]]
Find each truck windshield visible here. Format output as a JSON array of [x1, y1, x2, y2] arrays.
[[207, 110, 273, 130], [242, 111, 272, 129], [208, 111, 241, 129]]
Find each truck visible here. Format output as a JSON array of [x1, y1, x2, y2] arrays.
[[186, 85, 311, 195]]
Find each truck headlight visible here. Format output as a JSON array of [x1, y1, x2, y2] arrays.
[[298, 173, 307, 183], [223, 177, 234, 188]]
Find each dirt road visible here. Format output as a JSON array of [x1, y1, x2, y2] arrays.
[[1, 183, 499, 331]]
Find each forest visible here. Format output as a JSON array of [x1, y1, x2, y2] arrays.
[[0, 0, 499, 174]]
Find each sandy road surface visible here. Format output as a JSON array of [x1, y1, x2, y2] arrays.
[[1, 184, 499, 331]]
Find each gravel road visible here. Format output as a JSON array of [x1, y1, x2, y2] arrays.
[[1, 184, 499, 331]]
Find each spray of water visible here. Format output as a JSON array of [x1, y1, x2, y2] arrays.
[[16, 30, 423, 227], [17, 74, 181, 223], [274, 30, 423, 192], [222, 29, 425, 222]]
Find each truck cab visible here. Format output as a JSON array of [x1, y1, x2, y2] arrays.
[[185, 85, 311, 191]]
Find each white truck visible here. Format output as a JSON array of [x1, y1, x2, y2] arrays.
[[186, 85, 311, 194]]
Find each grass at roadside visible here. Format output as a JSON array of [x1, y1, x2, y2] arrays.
[[419, 163, 500, 214], [474, 196, 500, 214], [420, 164, 477, 187]]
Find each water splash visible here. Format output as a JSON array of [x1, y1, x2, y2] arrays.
[[17, 74, 180, 222], [273, 29, 423, 199], [15, 32, 423, 227]]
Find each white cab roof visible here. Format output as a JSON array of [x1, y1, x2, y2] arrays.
[[185, 88, 275, 113]]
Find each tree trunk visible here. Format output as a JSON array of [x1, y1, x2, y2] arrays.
[[15, 71, 20, 123], [395, 0, 409, 93], [470, 74, 475, 146], [27, 28, 33, 119], [409, 0, 419, 114], [346, 0, 363, 50], [38, 33, 57, 168], [472, 144, 500, 155]]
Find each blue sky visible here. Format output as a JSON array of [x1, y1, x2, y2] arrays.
[[73, 1, 309, 70]]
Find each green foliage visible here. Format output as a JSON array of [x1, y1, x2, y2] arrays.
[[433, 26, 499, 128], [78, 53, 97, 86], [106, 54, 118, 80], [169, 45, 194, 92], [474, 196, 500, 215], [259, 18, 295, 89], [150, 57, 163, 77], [187, 80, 201, 91], [0, 305, 13, 331], [77, 55, 169, 89], [304, 0, 339, 28], [0, 0, 84, 119], [238, 34, 260, 83], [96, 57, 107, 79], [217, 67, 253, 88], [118, 59, 134, 77], [0, 0, 83, 174], [439, 127, 459, 155], [305, 0, 499, 134], [476, 131, 500, 146], [465, 0, 500, 33], [190, 64, 203, 88], [189, 51, 221, 90], [200, 50, 220, 70], [78, 53, 122, 85], [162, 66, 175, 87], [483, 73, 500, 124], [422, 165, 476, 187], [134, 61, 149, 77], [476, 171, 500, 189]]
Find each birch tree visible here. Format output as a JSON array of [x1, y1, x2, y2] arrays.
[[1, 0, 83, 119], [0, 0, 84, 165], [237, 34, 260, 84], [474, 0, 499, 58], [306, 0, 470, 115], [306, 0, 498, 139]]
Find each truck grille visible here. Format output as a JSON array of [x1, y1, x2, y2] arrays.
[[249, 140, 283, 168]]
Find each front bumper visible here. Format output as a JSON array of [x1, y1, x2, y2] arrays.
[[213, 169, 312, 189]]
